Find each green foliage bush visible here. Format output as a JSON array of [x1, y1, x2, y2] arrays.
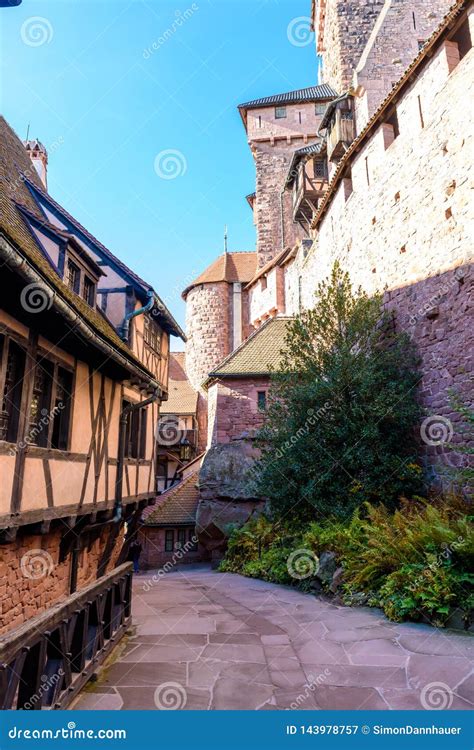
[[219, 496, 473, 627], [377, 563, 474, 627], [251, 262, 422, 521]]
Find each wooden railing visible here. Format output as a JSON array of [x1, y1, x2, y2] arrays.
[[0, 562, 133, 710]]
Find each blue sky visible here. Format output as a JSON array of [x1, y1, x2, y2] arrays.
[[1, 0, 319, 343]]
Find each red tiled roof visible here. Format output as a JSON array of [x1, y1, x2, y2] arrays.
[[143, 470, 200, 526], [182, 251, 257, 298]]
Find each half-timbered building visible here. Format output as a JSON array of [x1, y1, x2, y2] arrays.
[[0, 116, 184, 708]]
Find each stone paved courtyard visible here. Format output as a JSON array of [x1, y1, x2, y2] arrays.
[[73, 566, 473, 711]]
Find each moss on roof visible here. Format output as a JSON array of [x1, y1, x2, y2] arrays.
[[143, 471, 200, 526], [205, 316, 292, 383], [0, 116, 160, 378]]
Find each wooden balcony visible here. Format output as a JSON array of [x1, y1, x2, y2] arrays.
[[0, 562, 133, 709], [293, 165, 328, 227], [327, 107, 356, 162]]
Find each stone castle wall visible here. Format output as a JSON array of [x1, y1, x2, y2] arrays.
[[284, 35, 473, 475], [207, 377, 270, 447], [354, 0, 452, 130], [0, 525, 125, 636], [253, 141, 309, 268], [318, 0, 386, 92], [184, 282, 232, 393], [246, 101, 327, 267]]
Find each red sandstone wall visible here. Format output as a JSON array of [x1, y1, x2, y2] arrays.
[[318, 0, 386, 93], [207, 377, 271, 446], [253, 141, 311, 268], [139, 527, 203, 569], [184, 282, 232, 393], [354, 0, 452, 130], [0, 524, 126, 636], [284, 35, 474, 478]]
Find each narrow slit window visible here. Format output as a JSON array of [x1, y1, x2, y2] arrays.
[[257, 391, 267, 411], [418, 96, 424, 128]]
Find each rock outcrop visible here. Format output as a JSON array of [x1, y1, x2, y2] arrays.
[[196, 440, 265, 563]]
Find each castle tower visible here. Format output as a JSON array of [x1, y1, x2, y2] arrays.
[[182, 251, 257, 393], [238, 86, 336, 268], [312, 1, 451, 98], [24, 139, 48, 188]]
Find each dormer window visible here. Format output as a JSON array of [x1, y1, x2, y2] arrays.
[[62, 240, 102, 308], [275, 106, 287, 119], [83, 276, 96, 307], [67, 261, 80, 294]]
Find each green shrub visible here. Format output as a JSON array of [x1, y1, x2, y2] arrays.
[[242, 545, 295, 585], [219, 496, 473, 628], [339, 497, 473, 592], [377, 562, 474, 626], [250, 262, 422, 521]]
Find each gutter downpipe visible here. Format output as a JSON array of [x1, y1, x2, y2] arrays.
[[114, 387, 160, 523], [120, 289, 155, 342], [280, 189, 285, 250]]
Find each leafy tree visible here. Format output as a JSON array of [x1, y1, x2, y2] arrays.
[[251, 262, 422, 521]]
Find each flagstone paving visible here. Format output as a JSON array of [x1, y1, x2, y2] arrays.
[[73, 566, 473, 711]]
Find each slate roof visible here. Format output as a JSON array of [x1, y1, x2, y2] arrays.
[[0, 116, 157, 380], [161, 353, 198, 415], [238, 85, 337, 111], [205, 316, 292, 383], [286, 141, 325, 186], [23, 175, 184, 340], [143, 470, 200, 526], [182, 251, 257, 299], [311, 0, 469, 230]]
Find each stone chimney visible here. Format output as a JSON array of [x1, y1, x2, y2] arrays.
[[24, 139, 48, 189]]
